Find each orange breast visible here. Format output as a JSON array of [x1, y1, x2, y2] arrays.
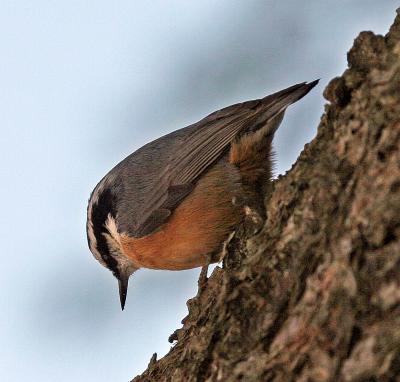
[[120, 159, 244, 270]]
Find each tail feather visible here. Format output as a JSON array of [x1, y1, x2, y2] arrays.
[[230, 80, 319, 189], [261, 79, 319, 105], [245, 79, 319, 137]]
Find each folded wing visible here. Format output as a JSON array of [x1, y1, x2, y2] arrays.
[[133, 80, 319, 237]]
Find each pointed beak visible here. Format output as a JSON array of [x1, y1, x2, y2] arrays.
[[118, 275, 129, 310]]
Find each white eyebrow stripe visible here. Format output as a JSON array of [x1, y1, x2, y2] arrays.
[[86, 218, 107, 267], [86, 174, 117, 267]]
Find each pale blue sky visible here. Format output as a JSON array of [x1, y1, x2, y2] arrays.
[[1, 1, 398, 381]]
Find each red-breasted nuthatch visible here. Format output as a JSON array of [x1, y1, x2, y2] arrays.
[[86, 80, 318, 309]]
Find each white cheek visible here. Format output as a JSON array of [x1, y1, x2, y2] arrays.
[[104, 214, 121, 246], [103, 216, 138, 272]]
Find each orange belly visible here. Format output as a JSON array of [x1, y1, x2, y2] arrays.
[[120, 159, 243, 270]]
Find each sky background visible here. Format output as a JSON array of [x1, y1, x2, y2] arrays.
[[1, 1, 398, 381]]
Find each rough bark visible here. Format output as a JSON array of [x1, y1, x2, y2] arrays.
[[133, 12, 400, 382]]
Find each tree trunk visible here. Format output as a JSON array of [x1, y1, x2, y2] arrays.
[[133, 11, 400, 382]]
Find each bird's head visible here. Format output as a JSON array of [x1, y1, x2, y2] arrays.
[[86, 177, 137, 310]]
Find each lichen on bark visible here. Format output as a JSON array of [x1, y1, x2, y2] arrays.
[[133, 11, 400, 382]]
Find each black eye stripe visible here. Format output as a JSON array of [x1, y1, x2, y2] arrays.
[[89, 187, 119, 277]]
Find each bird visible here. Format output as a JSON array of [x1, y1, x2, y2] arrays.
[[86, 80, 318, 309]]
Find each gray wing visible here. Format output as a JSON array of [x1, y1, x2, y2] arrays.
[[130, 80, 318, 237]]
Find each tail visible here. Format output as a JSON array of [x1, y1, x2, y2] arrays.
[[230, 80, 319, 189], [241, 80, 319, 138], [262, 79, 319, 106]]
